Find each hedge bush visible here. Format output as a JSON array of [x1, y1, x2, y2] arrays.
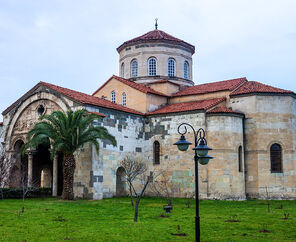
[[0, 188, 52, 199]]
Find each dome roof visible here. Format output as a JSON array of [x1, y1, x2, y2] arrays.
[[117, 29, 195, 54]]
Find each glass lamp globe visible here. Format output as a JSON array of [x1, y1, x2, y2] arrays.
[[198, 155, 213, 165], [174, 135, 192, 152], [193, 139, 212, 157]]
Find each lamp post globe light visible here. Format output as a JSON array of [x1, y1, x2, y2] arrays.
[[174, 123, 213, 242]]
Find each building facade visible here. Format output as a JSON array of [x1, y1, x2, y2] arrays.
[[1, 27, 296, 200]]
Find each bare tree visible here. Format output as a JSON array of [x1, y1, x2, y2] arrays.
[[151, 169, 182, 206], [0, 154, 12, 199], [119, 156, 153, 222], [119, 156, 147, 207], [19, 163, 38, 213]]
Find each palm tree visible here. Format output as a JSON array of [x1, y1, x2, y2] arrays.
[[23, 109, 116, 200]]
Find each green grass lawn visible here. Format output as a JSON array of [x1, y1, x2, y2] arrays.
[[0, 197, 295, 241]]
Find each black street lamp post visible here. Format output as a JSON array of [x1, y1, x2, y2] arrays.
[[174, 123, 213, 242]]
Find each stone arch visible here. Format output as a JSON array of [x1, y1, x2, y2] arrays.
[[5, 91, 70, 151], [116, 167, 126, 196]]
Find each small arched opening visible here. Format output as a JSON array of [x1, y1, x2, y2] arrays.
[[116, 167, 126, 196], [40, 168, 52, 188]]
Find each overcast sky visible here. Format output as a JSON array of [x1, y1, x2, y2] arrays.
[[1, 0, 296, 121]]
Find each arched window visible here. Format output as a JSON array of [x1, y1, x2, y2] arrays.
[[153, 141, 160, 165], [168, 58, 175, 77], [270, 143, 282, 173], [184, 61, 189, 79], [148, 57, 157, 76], [111, 91, 116, 103], [122, 92, 126, 106], [238, 146, 243, 172], [121, 63, 125, 77], [131, 59, 138, 78]]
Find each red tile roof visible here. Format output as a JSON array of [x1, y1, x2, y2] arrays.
[[206, 107, 244, 115], [230, 81, 295, 96], [147, 98, 226, 115], [173, 77, 247, 97], [87, 111, 106, 118], [148, 80, 181, 86], [117, 29, 195, 54], [92, 75, 168, 97], [39, 82, 143, 115], [0, 122, 3, 126]]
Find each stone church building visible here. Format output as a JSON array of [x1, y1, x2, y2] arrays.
[[1, 26, 296, 200]]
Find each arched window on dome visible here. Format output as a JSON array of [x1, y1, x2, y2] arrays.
[[184, 61, 189, 79], [168, 58, 175, 77], [122, 92, 126, 106], [153, 141, 160, 165], [131, 59, 138, 78], [270, 143, 282, 173], [121, 63, 125, 77], [148, 57, 157, 76], [111, 91, 116, 103]]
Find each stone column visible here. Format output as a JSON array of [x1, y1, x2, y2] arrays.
[[27, 152, 33, 187], [52, 154, 58, 196]]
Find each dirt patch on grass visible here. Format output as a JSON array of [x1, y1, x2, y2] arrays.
[[225, 219, 240, 222], [259, 229, 271, 233], [171, 233, 186, 236]]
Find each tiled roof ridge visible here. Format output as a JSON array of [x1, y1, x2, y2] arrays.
[[92, 75, 168, 97], [117, 29, 195, 54], [230, 81, 295, 96], [146, 97, 226, 115], [206, 106, 244, 115], [39, 81, 143, 115], [148, 79, 181, 86], [172, 77, 247, 97]]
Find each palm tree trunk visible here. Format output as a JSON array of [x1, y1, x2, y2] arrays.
[[62, 153, 76, 200]]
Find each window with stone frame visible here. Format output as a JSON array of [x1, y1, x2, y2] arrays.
[[131, 59, 138, 78], [122, 92, 126, 106], [184, 61, 189, 79], [238, 146, 243, 172], [270, 143, 282, 173], [148, 57, 157, 76], [121, 63, 125, 77], [111, 91, 116, 103], [168, 58, 175, 77], [153, 141, 160, 165]]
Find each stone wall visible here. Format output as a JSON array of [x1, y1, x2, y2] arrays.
[[142, 111, 245, 199], [206, 113, 245, 199], [230, 94, 296, 199], [85, 106, 145, 199]]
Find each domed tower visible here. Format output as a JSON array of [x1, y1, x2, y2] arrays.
[[117, 22, 195, 87]]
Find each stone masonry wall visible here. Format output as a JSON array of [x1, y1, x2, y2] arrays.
[[230, 94, 296, 199], [206, 114, 245, 199], [86, 106, 145, 199], [142, 111, 245, 199]]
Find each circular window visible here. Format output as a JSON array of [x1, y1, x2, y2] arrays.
[[37, 105, 45, 116]]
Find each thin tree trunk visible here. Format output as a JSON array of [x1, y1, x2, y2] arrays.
[[62, 153, 76, 200], [22, 191, 25, 213], [134, 198, 140, 222], [129, 184, 134, 207]]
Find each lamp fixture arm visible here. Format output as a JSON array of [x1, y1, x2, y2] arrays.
[[177, 123, 207, 147]]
